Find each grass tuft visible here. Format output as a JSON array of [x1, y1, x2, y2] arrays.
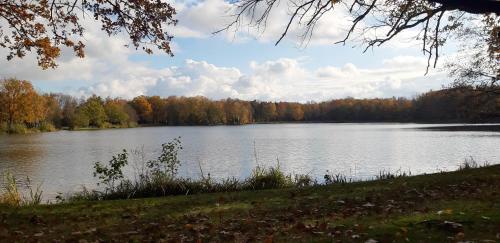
[[0, 172, 22, 206], [376, 168, 411, 180], [0, 172, 43, 206], [457, 156, 490, 171]]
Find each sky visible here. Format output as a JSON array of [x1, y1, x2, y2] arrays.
[[0, 0, 455, 102]]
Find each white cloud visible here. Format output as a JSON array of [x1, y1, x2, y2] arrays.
[[64, 55, 447, 102]]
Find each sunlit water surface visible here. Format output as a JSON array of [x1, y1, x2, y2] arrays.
[[0, 123, 498, 200]]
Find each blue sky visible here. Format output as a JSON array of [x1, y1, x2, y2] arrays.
[[0, 0, 453, 102]]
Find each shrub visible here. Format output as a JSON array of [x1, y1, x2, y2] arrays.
[[72, 109, 90, 128], [93, 149, 129, 191], [375, 169, 411, 180], [0, 172, 42, 206], [22, 177, 43, 206], [0, 172, 21, 206], [458, 156, 479, 170], [8, 123, 28, 134], [39, 122, 56, 132], [324, 170, 350, 185], [83, 138, 184, 200], [0, 122, 8, 133], [294, 174, 316, 187], [245, 161, 293, 190], [127, 121, 138, 128], [146, 137, 183, 178]]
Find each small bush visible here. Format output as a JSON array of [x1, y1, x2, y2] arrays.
[[93, 149, 129, 191], [67, 186, 102, 201], [39, 122, 57, 132], [0, 172, 43, 207], [458, 157, 480, 170], [376, 169, 411, 180], [0, 172, 21, 206], [147, 137, 182, 178], [8, 123, 28, 134], [0, 122, 8, 133], [294, 174, 316, 187], [127, 121, 138, 128], [245, 162, 293, 190], [324, 170, 351, 185], [458, 157, 490, 171], [22, 177, 43, 206]]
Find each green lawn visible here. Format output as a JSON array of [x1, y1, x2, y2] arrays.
[[1, 165, 499, 242]]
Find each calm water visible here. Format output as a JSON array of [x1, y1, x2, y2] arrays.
[[0, 123, 499, 199]]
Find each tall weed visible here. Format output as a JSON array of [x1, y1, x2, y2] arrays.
[[0, 172, 43, 206]]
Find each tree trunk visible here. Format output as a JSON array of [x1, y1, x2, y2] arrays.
[[8, 115, 13, 132]]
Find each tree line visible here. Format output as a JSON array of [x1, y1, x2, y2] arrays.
[[0, 79, 498, 133]]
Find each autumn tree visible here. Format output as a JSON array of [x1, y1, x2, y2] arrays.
[[0, 0, 177, 69], [60, 94, 78, 128], [72, 108, 90, 128], [207, 101, 226, 125], [147, 96, 167, 125], [24, 92, 47, 127], [130, 96, 153, 124], [80, 95, 108, 127], [222, 0, 499, 88], [276, 102, 288, 121], [261, 102, 277, 122], [0, 78, 45, 131], [303, 102, 321, 121], [164, 96, 182, 125], [225, 99, 253, 124], [185, 97, 209, 125], [287, 103, 305, 121], [104, 98, 130, 126], [44, 94, 63, 127]]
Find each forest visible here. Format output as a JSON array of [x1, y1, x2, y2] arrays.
[[0, 78, 499, 133]]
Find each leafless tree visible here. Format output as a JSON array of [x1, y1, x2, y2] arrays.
[[219, 0, 499, 90]]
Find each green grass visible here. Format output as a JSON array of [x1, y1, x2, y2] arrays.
[[0, 165, 499, 242]]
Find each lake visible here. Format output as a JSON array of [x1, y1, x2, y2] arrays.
[[1, 123, 499, 200]]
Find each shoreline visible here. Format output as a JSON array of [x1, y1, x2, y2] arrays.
[[3, 122, 500, 135]]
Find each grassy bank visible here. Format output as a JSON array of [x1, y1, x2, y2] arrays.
[[0, 164, 498, 242], [0, 122, 57, 134], [0, 122, 138, 134]]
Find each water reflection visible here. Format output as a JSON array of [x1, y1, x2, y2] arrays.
[[0, 134, 45, 174]]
